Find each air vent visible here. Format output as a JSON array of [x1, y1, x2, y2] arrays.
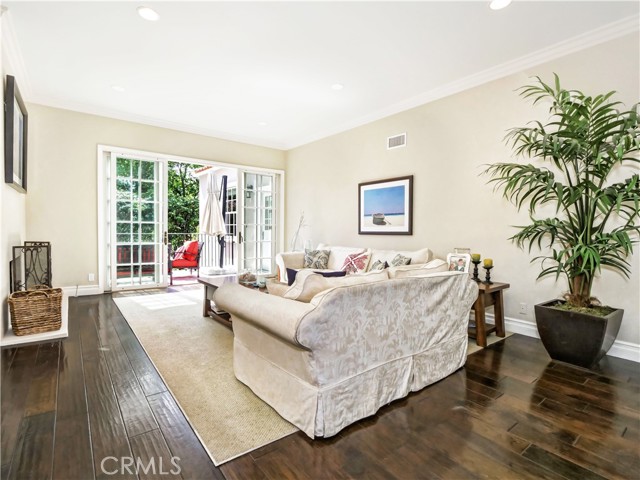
[[387, 133, 407, 150]]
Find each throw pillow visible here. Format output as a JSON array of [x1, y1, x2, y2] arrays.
[[173, 245, 187, 260], [286, 268, 299, 286], [369, 260, 389, 271], [183, 241, 200, 261], [390, 254, 411, 267], [315, 270, 347, 278], [341, 252, 371, 274], [303, 249, 330, 269]]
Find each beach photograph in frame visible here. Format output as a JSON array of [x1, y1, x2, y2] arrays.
[[358, 175, 413, 235], [4, 75, 28, 193]]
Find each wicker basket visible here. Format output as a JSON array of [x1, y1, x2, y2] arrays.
[[8, 285, 62, 336]]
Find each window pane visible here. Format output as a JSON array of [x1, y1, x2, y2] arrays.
[[116, 158, 131, 177], [140, 161, 155, 180], [117, 202, 131, 221], [141, 182, 155, 200]]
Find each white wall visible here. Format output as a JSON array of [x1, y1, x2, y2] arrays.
[[25, 104, 285, 289], [285, 33, 640, 348], [1, 16, 28, 335]]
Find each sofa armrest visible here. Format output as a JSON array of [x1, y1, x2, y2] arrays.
[[213, 283, 314, 346], [275, 251, 305, 282]]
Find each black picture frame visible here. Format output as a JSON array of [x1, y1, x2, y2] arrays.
[[358, 175, 413, 235], [4, 75, 28, 193]]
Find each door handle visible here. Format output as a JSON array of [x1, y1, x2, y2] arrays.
[[163, 231, 168, 245], [239, 232, 243, 244]]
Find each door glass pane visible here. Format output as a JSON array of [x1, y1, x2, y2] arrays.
[[243, 172, 276, 275], [114, 156, 163, 288]]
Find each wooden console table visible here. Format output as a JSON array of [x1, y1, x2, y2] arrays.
[[469, 281, 510, 347]]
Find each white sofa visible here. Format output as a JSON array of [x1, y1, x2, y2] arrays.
[[275, 243, 433, 283], [213, 271, 478, 438]]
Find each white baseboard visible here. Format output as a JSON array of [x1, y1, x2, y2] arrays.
[[61, 285, 104, 297], [475, 312, 639, 363]]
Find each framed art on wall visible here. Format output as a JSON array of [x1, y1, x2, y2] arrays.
[[4, 75, 28, 193], [358, 175, 413, 235]]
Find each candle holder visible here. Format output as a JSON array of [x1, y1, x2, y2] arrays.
[[483, 266, 494, 285], [471, 259, 481, 282]]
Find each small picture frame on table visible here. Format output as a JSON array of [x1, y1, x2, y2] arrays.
[[447, 253, 471, 273]]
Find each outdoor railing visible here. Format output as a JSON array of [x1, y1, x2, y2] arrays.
[[168, 232, 237, 269]]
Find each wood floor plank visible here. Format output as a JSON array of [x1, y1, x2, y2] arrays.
[[24, 342, 60, 417], [0, 345, 39, 465], [522, 444, 608, 480], [129, 430, 182, 480], [56, 337, 88, 420], [8, 412, 56, 480], [146, 392, 222, 480], [83, 354, 137, 480], [53, 413, 95, 480], [111, 370, 159, 438]]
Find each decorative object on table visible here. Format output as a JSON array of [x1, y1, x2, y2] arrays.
[[8, 285, 62, 335], [484, 74, 639, 369], [358, 175, 413, 235], [238, 270, 256, 284], [4, 75, 28, 193], [446, 253, 471, 273], [482, 259, 494, 285], [471, 253, 481, 282], [289, 211, 308, 251], [10, 241, 52, 293]]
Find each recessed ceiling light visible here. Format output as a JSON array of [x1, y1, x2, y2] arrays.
[[137, 6, 160, 21], [331, 83, 344, 91], [489, 0, 512, 10], [258, 122, 268, 126], [111, 85, 125, 92]]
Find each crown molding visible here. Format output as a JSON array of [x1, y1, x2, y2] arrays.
[[1, 9, 33, 99], [285, 14, 640, 149]]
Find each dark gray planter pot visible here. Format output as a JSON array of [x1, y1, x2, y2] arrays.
[[534, 300, 623, 369]]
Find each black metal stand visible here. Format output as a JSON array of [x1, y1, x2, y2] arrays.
[[483, 266, 493, 285], [471, 260, 481, 282]]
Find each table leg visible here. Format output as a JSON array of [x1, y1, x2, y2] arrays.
[[203, 285, 212, 317], [493, 291, 506, 337], [474, 293, 487, 347]]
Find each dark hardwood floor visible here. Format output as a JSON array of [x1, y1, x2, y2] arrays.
[[1, 292, 639, 479]]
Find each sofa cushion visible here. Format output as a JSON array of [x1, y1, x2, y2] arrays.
[[285, 269, 389, 303], [390, 254, 411, 267], [368, 260, 389, 271], [388, 259, 449, 279], [303, 249, 330, 269], [341, 251, 371, 274], [317, 244, 367, 270], [367, 247, 432, 271]]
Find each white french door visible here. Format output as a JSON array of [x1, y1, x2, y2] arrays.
[[238, 171, 277, 275], [109, 153, 168, 290]]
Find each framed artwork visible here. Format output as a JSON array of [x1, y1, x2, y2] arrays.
[[358, 175, 413, 235], [447, 253, 471, 273], [4, 75, 28, 193]]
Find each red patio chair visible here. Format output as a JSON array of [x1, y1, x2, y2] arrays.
[[168, 240, 204, 285]]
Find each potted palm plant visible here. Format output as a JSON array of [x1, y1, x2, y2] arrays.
[[485, 75, 639, 368]]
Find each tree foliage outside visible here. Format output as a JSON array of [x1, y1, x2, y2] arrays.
[[484, 75, 640, 308], [168, 161, 201, 250]]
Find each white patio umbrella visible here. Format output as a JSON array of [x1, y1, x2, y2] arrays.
[[200, 172, 227, 237]]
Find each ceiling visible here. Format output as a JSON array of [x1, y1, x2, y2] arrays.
[[3, 1, 638, 150]]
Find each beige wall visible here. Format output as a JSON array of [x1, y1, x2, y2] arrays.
[[1, 19, 28, 335], [285, 33, 640, 346], [26, 105, 285, 289]]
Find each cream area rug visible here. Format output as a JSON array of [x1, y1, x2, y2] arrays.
[[113, 287, 511, 465], [112, 288, 297, 466]]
